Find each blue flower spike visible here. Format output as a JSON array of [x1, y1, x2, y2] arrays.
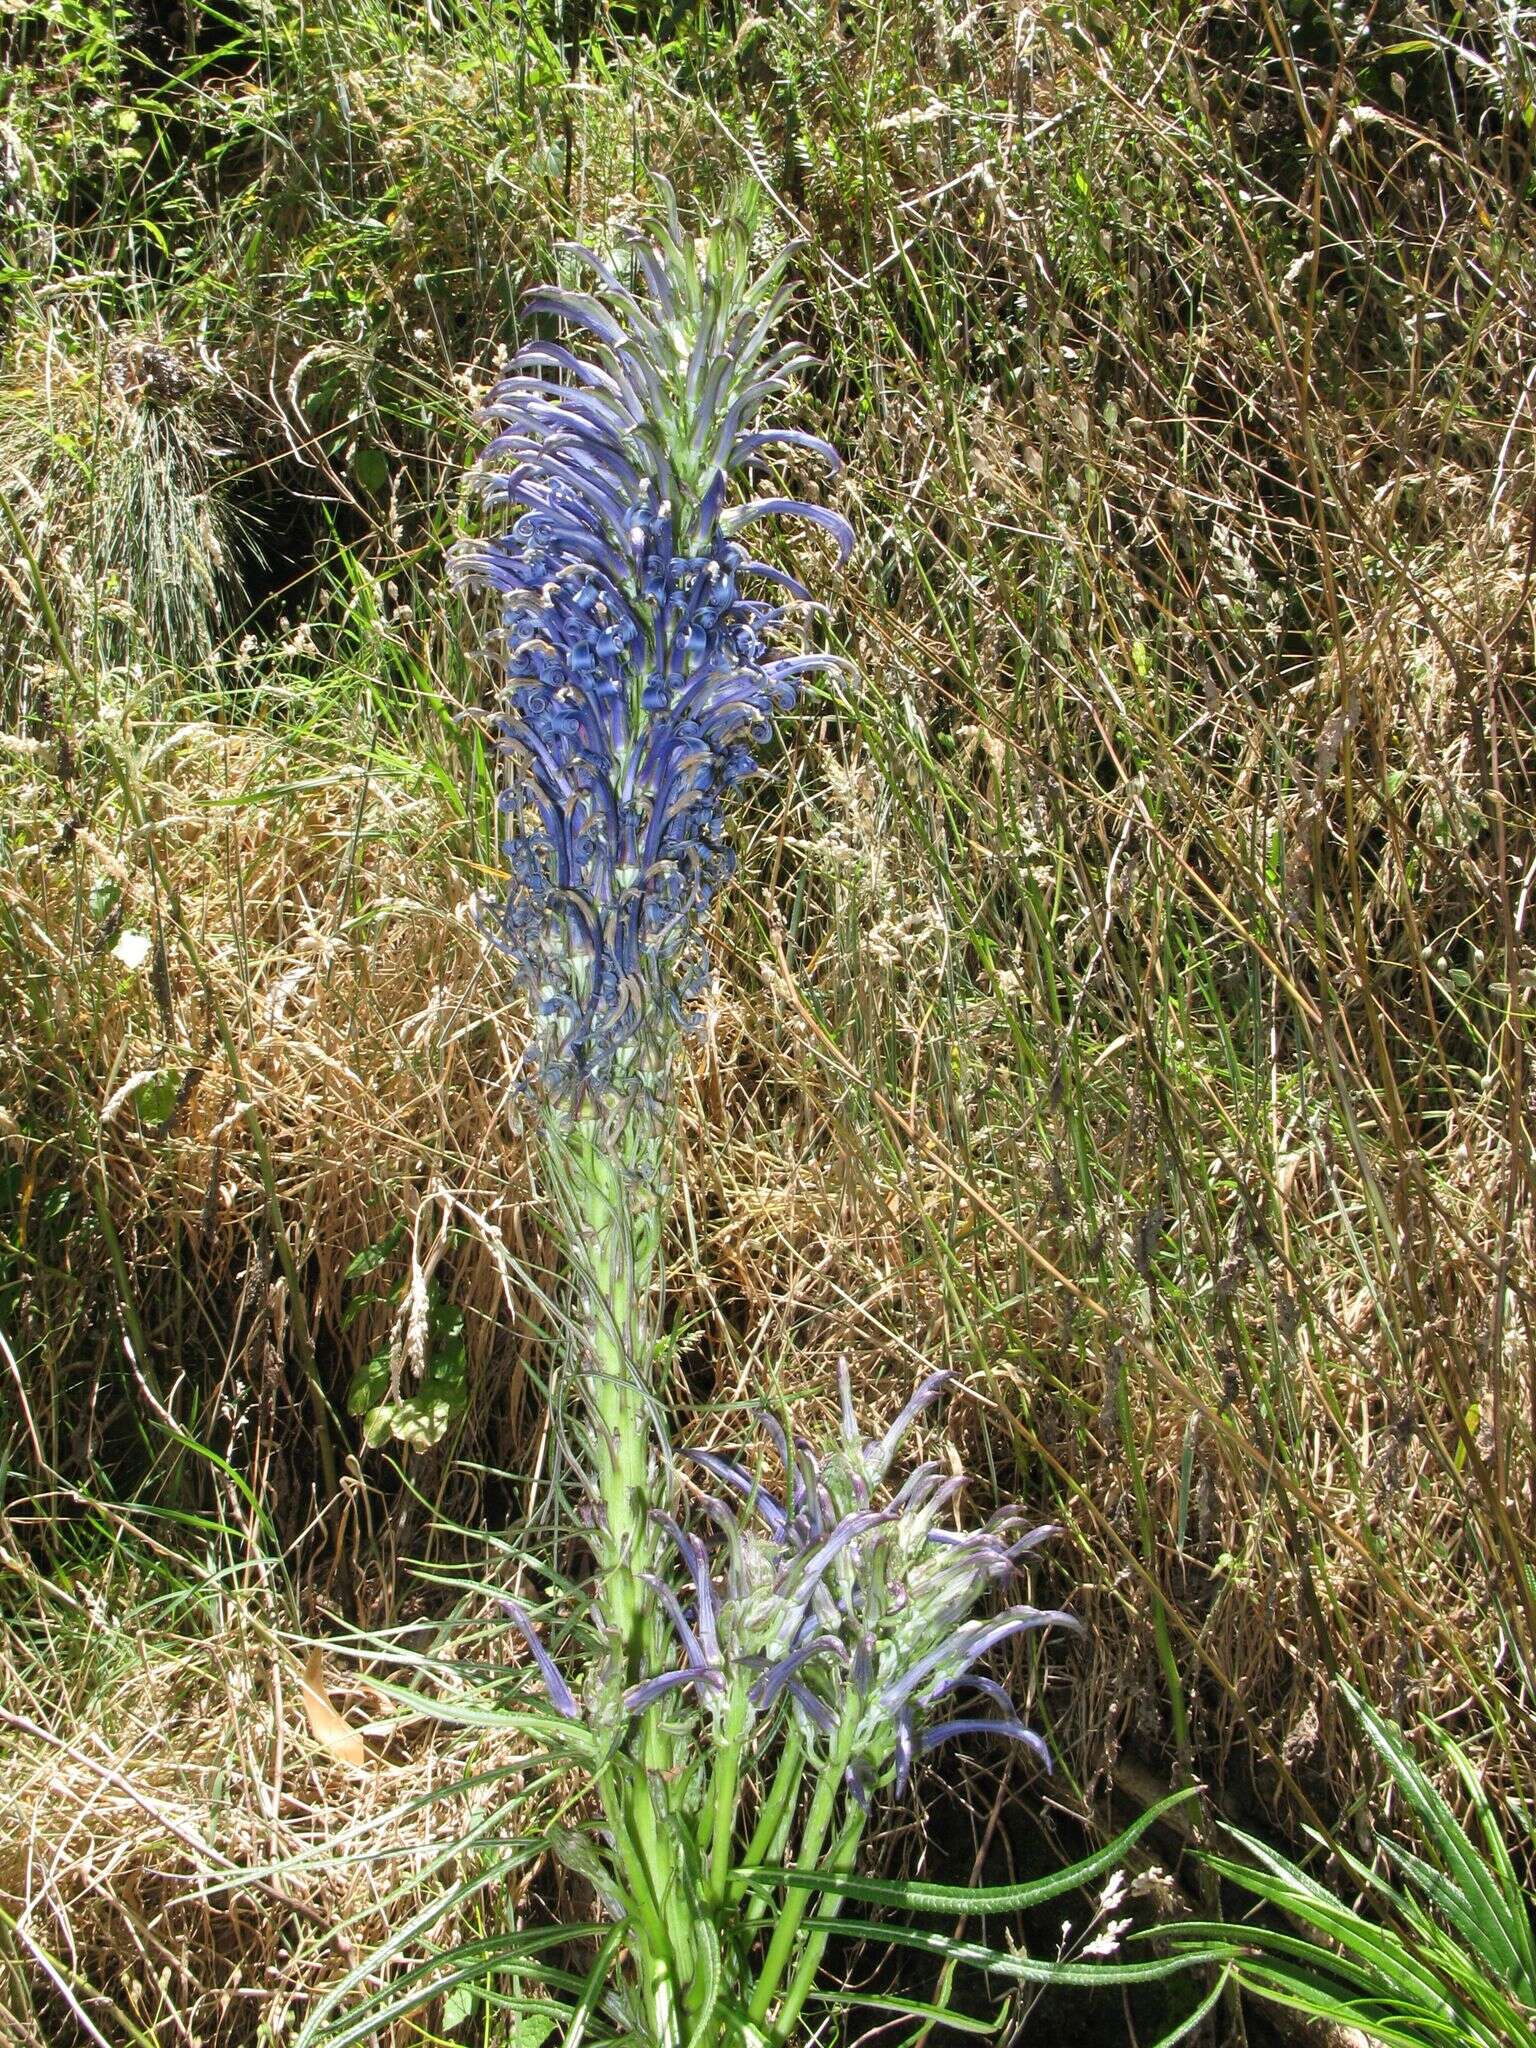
[[658, 1374, 1074, 1799], [454, 180, 852, 1109], [462, 204, 1082, 2048]]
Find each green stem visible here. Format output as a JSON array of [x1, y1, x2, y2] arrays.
[[547, 1094, 699, 2021], [595, 1762, 672, 1961], [768, 1808, 868, 2048], [705, 1677, 752, 1908], [737, 1727, 808, 1925], [746, 1722, 858, 2030], [568, 1117, 659, 1669]]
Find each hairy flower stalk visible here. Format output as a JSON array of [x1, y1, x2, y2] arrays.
[[454, 185, 848, 1680], [458, 191, 1075, 2048]]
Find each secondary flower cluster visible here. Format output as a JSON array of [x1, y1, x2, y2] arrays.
[[453, 193, 851, 1105], [512, 1371, 1075, 1806]]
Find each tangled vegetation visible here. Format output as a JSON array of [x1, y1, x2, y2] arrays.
[[1, 0, 1533, 2040]]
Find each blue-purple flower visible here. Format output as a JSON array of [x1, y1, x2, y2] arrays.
[[453, 186, 851, 1106], [511, 1369, 1077, 1805], [682, 1368, 1076, 1800]]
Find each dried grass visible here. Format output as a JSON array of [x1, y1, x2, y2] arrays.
[[4, 0, 1536, 2033], [0, 1534, 535, 2046], [0, 711, 555, 1540]]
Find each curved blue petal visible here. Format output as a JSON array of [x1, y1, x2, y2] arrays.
[[917, 1718, 1053, 1772], [786, 1680, 836, 1738], [733, 429, 843, 474], [750, 1634, 847, 1712], [719, 498, 855, 564], [881, 1604, 1081, 1715], [641, 1571, 707, 1670], [503, 1602, 582, 1721], [924, 1673, 1019, 1718], [685, 1449, 787, 1538], [651, 1511, 720, 1663], [622, 1665, 724, 1714], [872, 1371, 952, 1476]]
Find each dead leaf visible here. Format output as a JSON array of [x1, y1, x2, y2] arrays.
[[297, 1646, 368, 1767]]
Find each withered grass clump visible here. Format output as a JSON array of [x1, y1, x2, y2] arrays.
[[0, 1525, 541, 2046], [0, 706, 550, 1537], [1, 331, 247, 714], [2, 0, 1535, 2034]]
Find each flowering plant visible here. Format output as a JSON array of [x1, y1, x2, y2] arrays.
[[440, 187, 1100, 2048], [453, 183, 850, 1112]]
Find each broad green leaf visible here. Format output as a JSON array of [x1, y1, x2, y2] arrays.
[[353, 444, 390, 493], [347, 1342, 392, 1416], [345, 1224, 406, 1280]]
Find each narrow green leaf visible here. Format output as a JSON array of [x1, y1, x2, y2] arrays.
[[563, 1925, 626, 2048], [793, 1915, 1222, 1988], [1341, 1682, 1523, 1989], [1233, 1953, 1492, 2048], [683, 1912, 722, 2048], [737, 1789, 1197, 1916], [1142, 1962, 1237, 2048], [801, 1985, 1006, 2035]]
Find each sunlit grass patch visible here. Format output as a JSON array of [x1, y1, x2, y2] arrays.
[[1, 0, 1535, 2035], [0, 1514, 557, 2047]]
